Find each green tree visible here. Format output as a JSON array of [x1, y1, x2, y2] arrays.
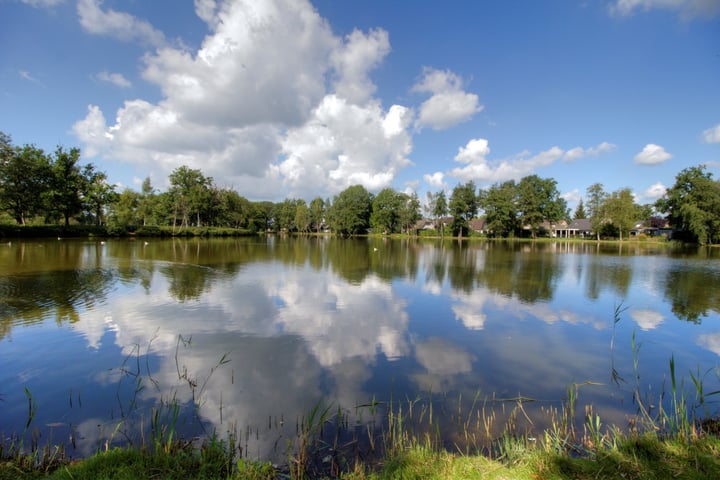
[[328, 184, 372, 236], [432, 190, 448, 237], [82, 164, 116, 226], [108, 188, 142, 232], [250, 201, 275, 232], [516, 175, 567, 238], [295, 199, 310, 233], [574, 198, 587, 220], [276, 199, 298, 231], [586, 183, 608, 241], [449, 181, 478, 237], [370, 188, 403, 233], [168, 166, 212, 229], [137, 177, 158, 226], [214, 189, 252, 228], [604, 187, 640, 240], [481, 180, 519, 237], [656, 165, 720, 245], [49, 146, 85, 226], [309, 197, 326, 233], [399, 191, 421, 234], [0, 143, 52, 224]]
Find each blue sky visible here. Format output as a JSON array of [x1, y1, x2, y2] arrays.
[[1, 0, 719, 211]]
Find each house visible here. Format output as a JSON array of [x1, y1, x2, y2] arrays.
[[469, 217, 487, 234], [554, 218, 593, 238]]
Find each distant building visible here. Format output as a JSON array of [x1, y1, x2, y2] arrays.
[[553, 218, 593, 238]]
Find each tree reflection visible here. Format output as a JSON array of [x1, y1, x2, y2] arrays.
[[474, 242, 562, 302], [0, 241, 115, 339], [663, 266, 720, 323]]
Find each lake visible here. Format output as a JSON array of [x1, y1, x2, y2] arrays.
[[1, 237, 719, 462]]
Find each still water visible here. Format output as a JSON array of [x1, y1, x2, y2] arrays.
[[1, 237, 719, 460]]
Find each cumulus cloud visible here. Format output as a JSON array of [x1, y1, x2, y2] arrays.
[[641, 182, 667, 202], [331, 28, 391, 105], [609, 0, 720, 18], [702, 124, 720, 143], [77, 0, 167, 47], [423, 171, 445, 188], [73, 0, 419, 199], [96, 71, 131, 88], [412, 68, 483, 130], [563, 141, 616, 161], [277, 96, 413, 198], [634, 143, 672, 165], [448, 138, 563, 183]]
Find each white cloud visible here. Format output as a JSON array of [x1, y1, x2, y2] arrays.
[[702, 124, 720, 143], [423, 171, 445, 188], [634, 143, 672, 165], [563, 141, 616, 161], [609, 0, 720, 18], [77, 0, 167, 47], [562, 188, 582, 206], [21, 0, 63, 7], [642, 181, 667, 202], [449, 138, 564, 183], [96, 71, 131, 88], [448, 139, 617, 185], [18, 70, 44, 87], [73, 0, 416, 199], [331, 28, 391, 105], [412, 68, 482, 130], [277, 95, 412, 198]]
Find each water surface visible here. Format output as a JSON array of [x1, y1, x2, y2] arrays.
[[1, 237, 719, 460]]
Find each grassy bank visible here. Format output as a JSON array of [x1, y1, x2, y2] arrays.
[[2, 421, 719, 479]]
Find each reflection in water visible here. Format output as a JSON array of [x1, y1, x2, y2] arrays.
[[1, 238, 720, 463]]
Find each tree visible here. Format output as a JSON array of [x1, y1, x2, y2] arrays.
[[49, 146, 85, 226], [81, 164, 116, 226], [586, 183, 608, 241], [399, 191, 421, 234], [0, 143, 52, 224], [138, 177, 158, 226], [656, 165, 720, 244], [516, 175, 567, 238], [168, 166, 212, 229], [574, 198, 587, 220], [604, 188, 640, 240], [328, 185, 372, 235], [449, 181, 478, 237], [309, 197, 326, 233], [294, 199, 310, 233], [481, 180, 518, 237], [370, 188, 403, 233], [108, 188, 141, 231], [432, 190, 448, 237]]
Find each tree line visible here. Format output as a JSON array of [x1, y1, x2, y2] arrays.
[[1, 131, 719, 243]]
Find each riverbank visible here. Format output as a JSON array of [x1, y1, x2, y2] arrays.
[[2, 425, 720, 479]]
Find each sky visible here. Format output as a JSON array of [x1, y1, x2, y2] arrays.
[[1, 0, 719, 211]]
